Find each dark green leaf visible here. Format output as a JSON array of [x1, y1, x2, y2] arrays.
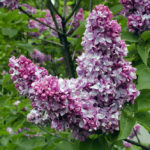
[[118, 105, 136, 140], [136, 64, 150, 90], [121, 32, 138, 42], [135, 90, 150, 112], [72, 21, 86, 36], [79, 136, 109, 150], [141, 30, 150, 41], [110, 4, 122, 15], [135, 112, 150, 131], [137, 42, 150, 65], [1, 28, 18, 38]]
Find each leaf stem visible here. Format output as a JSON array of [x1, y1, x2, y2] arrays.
[[134, 129, 141, 144], [125, 139, 150, 150]]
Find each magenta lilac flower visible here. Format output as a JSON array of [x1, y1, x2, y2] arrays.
[[123, 141, 132, 148], [72, 8, 84, 29], [9, 4, 139, 141], [28, 8, 84, 38], [22, 4, 36, 14], [120, 0, 150, 33], [30, 49, 54, 64], [9, 55, 48, 96], [30, 49, 47, 64], [1, 0, 19, 9]]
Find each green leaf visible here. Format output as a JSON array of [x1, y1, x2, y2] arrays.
[[79, 136, 109, 150], [135, 112, 150, 131], [137, 42, 150, 65], [135, 90, 150, 112], [121, 32, 138, 42], [110, 4, 122, 15], [2, 74, 11, 87], [141, 30, 150, 41], [118, 104, 136, 140], [54, 141, 77, 150], [72, 21, 86, 36], [13, 136, 47, 150], [136, 64, 150, 90], [1, 28, 18, 38], [17, 43, 33, 51]]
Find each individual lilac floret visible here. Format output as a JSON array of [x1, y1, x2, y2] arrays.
[[120, 0, 150, 33], [13, 100, 20, 106], [1, 0, 19, 9], [7, 127, 14, 134], [9, 5, 139, 141]]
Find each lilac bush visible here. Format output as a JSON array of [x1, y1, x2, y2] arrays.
[[120, 0, 150, 33], [9, 4, 139, 141]]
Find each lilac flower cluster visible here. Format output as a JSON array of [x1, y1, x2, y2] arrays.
[[72, 8, 84, 30], [28, 9, 60, 37], [1, 0, 19, 9], [75, 4, 139, 137], [9, 5, 139, 141], [9, 55, 48, 96], [123, 124, 141, 148], [120, 0, 150, 33], [22, 4, 36, 14], [29, 8, 84, 38], [30, 49, 53, 64]]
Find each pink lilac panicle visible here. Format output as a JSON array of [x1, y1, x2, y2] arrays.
[[22, 4, 36, 14], [30, 49, 47, 64], [120, 0, 150, 33], [72, 8, 84, 29], [28, 8, 84, 38], [1, 0, 19, 9], [28, 9, 60, 37], [9, 55, 48, 96], [30, 49, 54, 64], [9, 4, 139, 141]]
